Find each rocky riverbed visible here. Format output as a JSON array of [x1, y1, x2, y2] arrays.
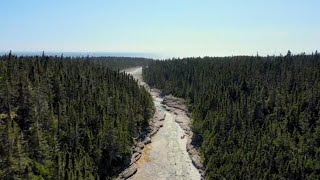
[[118, 67, 203, 180]]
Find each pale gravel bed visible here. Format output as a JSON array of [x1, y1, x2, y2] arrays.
[[123, 67, 201, 180]]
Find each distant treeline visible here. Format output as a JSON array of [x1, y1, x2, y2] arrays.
[[0, 53, 153, 179], [143, 51, 320, 179], [1, 51, 152, 71]]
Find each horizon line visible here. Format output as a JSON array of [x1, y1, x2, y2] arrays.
[[0, 50, 318, 59]]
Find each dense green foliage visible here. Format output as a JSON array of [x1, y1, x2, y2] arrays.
[[0, 53, 153, 179], [143, 52, 320, 179]]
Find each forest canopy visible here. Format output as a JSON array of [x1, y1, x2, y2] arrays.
[[143, 52, 320, 179], [0, 53, 153, 179]]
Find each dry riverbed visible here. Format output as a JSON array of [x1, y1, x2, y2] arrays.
[[118, 67, 203, 180]]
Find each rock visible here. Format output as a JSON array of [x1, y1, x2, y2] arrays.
[[136, 153, 142, 161], [150, 129, 158, 137], [131, 153, 142, 164], [162, 93, 205, 175], [144, 137, 152, 144], [180, 124, 190, 134], [155, 124, 163, 128], [186, 138, 193, 151], [159, 114, 166, 121], [133, 146, 142, 154], [162, 105, 170, 111], [185, 131, 191, 136], [186, 141, 204, 171], [162, 95, 188, 112], [175, 115, 185, 123], [154, 109, 165, 120], [136, 142, 144, 150], [120, 164, 137, 179], [133, 152, 141, 158], [154, 121, 163, 129], [191, 156, 204, 170]]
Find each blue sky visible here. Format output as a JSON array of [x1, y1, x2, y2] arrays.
[[1, 0, 319, 57]]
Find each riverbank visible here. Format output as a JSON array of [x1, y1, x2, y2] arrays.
[[118, 67, 203, 180], [161, 95, 205, 176], [117, 88, 166, 179]]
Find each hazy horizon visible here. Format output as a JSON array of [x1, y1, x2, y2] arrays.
[[0, 51, 158, 59], [1, 49, 318, 59]]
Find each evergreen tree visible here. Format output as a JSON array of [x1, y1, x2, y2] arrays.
[[143, 53, 320, 179], [0, 53, 153, 179]]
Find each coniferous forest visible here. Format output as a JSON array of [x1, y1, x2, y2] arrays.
[[143, 52, 320, 179], [0, 52, 153, 179]]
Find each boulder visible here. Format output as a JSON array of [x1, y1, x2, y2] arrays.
[[130, 148, 143, 165], [120, 164, 137, 179], [153, 109, 166, 122], [159, 113, 166, 121], [131, 153, 142, 164], [144, 137, 152, 144], [133, 146, 142, 154], [154, 121, 163, 129], [150, 129, 158, 137], [136, 142, 144, 150]]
